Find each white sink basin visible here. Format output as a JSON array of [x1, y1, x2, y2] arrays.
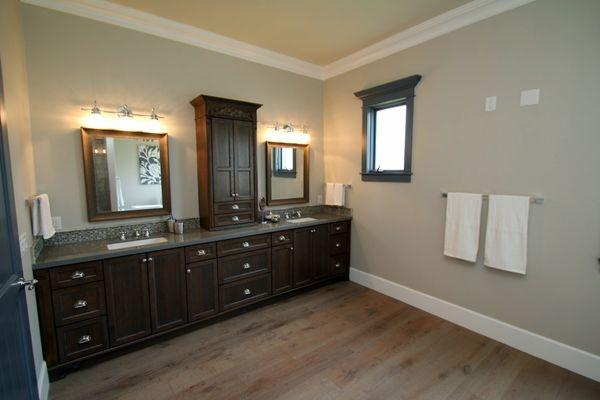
[[287, 217, 318, 224], [107, 237, 168, 250]]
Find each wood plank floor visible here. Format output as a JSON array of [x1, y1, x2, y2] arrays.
[[49, 282, 600, 400]]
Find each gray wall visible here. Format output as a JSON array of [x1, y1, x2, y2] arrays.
[[324, 0, 600, 355], [0, 0, 45, 392], [22, 5, 324, 230]]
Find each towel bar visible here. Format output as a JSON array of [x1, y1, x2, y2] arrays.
[[441, 192, 544, 204]]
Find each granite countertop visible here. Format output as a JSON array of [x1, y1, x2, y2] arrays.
[[33, 213, 352, 269]]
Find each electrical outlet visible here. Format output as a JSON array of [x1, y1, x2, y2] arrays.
[[485, 96, 497, 112], [52, 216, 62, 230], [520, 89, 540, 106]]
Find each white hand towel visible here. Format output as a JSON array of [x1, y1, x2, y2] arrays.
[[484, 195, 529, 274], [31, 194, 56, 239], [443, 193, 483, 262], [325, 183, 345, 206]]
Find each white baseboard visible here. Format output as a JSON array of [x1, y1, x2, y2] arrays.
[[350, 267, 600, 382], [37, 361, 49, 400]]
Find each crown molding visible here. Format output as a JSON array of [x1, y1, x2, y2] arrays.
[[22, 0, 535, 81], [21, 0, 325, 79], [322, 0, 537, 79]]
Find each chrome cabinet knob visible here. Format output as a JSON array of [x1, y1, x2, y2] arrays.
[[335, 263, 341, 268], [232, 216, 240, 222], [71, 271, 86, 279], [148, 257, 153, 262], [242, 241, 250, 248], [231, 204, 239, 210], [335, 226, 341, 231], [310, 229, 316, 233], [279, 235, 286, 241], [197, 249, 206, 256], [243, 262, 251, 270], [290, 247, 294, 251], [77, 335, 91, 345], [73, 299, 88, 309], [186, 269, 191, 273], [142, 258, 148, 263], [243, 288, 251, 296], [336, 243, 341, 247]]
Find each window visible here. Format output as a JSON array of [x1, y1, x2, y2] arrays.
[[355, 75, 421, 182]]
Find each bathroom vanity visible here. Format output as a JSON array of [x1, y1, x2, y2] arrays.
[[33, 215, 351, 376]]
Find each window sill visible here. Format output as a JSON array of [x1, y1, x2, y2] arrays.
[[360, 171, 412, 182]]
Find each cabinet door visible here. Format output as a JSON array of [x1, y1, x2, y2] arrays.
[[312, 225, 331, 280], [148, 248, 187, 333], [104, 255, 151, 346], [211, 117, 235, 203], [233, 120, 254, 200], [272, 244, 293, 295], [186, 260, 218, 322], [292, 228, 312, 287]]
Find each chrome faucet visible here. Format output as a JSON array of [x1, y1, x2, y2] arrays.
[[143, 228, 150, 238], [134, 229, 141, 238], [293, 210, 302, 218], [119, 232, 127, 241]]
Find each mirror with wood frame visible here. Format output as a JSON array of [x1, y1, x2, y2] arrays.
[[81, 128, 171, 222], [266, 141, 309, 205]]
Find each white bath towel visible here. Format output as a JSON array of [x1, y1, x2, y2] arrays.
[[325, 183, 345, 206], [484, 195, 530, 274], [31, 194, 56, 239], [443, 193, 483, 262]]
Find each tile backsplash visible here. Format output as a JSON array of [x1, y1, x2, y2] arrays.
[[42, 205, 351, 247]]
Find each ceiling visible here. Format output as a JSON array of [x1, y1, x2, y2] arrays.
[[107, 0, 470, 65]]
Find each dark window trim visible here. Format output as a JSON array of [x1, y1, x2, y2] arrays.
[[354, 75, 421, 183]]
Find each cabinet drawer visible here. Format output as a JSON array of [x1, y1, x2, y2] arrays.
[[271, 230, 293, 246], [214, 212, 254, 227], [329, 234, 348, 255], [52, 282, 106, 326], [330, 255, 348, 275], [214, 201, 254, 215], [329, 221, 349, 235], [57, 317, 109, 362], [49, 261, 103, 289], [185, 242, 217, 263], [218, 249, 271, 284], [217, 234, 271, 257], [220, 274, 271, 312]]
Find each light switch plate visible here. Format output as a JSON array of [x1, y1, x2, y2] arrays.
[[520, 89, 540, 106], [485, 96, 497, 112], [52, 216, 62, 230]]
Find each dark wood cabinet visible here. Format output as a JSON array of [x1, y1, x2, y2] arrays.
[[272, 243, 293, 294], [190, 95, 262, 230], [293, 225, 330, 285], [186, 260, 218, 322], [148, 248, 187, 333], [103, 255, 151, 346], [312, 226, 331, 280], [293, 228, 313, 287], [35, 220, 350, 373]]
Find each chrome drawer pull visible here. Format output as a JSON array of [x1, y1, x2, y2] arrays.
[[73, 299, 88, 309], [71, 271, 86, 279], [335, 262, 341, 268], [242, 241, 250, 248], [232, 216, 240, 222], [335, 226, 341, 231], [243, 262, 251, 270], [77, 335, 91, 345], [336, 243, 341, 248], [243, 288, 251, 296], [231, 204, 239, 210], [278, 235, 286, 241], [197, 249, 206, 256]]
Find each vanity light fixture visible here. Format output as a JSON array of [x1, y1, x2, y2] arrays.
[[266, 121, 310, 144], [81, 101, 165, 133]]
